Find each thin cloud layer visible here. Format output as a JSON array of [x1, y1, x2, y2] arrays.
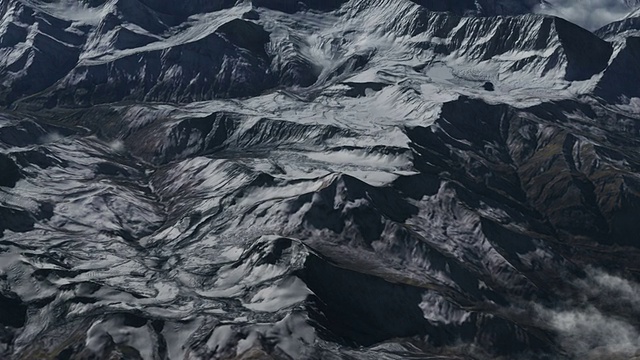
[[543, 307, 640, 358], [535, 0, 639, 30], [534, 268, 640, 358]]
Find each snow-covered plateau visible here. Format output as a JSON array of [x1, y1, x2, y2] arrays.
[[1, 0, 640, 359]]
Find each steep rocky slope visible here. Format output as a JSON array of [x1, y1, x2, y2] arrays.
[[1, 0, 640, 359]]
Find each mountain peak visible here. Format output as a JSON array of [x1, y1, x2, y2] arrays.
[[1, 1, 640, 359]]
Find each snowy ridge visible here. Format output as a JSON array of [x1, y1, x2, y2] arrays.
[[0, 0, 637, 107], [1, 0, 640, 359], [596, 5, 640, 39]]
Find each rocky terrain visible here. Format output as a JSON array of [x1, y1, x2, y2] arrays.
[[1, 0, 640, 359]]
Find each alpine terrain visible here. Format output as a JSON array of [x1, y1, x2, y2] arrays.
[[1, 0, 640, 359]]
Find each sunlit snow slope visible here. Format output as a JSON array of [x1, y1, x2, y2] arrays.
[[1, 0, 640, 359]]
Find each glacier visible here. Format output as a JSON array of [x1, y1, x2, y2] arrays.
[[1, 0, 640, 359]]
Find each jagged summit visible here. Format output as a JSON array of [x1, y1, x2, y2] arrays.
[[1, 1, 640, 360], [596, 6, 640, 39], [1, 0, 635, 108]]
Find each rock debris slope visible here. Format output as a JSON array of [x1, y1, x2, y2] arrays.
[[1, 0, 640, 359]]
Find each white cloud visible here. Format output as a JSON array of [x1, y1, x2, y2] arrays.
[[536, 305, 640, 358], [534, 268, 640, 358], [535, 0, 639, 30], [581, 268, 640, 308], [109, 139, 126, 153]]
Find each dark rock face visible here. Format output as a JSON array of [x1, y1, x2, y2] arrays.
[[298, 254, 430, 346], [553, 18, 613, 81], [298, 254, 553, 353], [142, 112, 237, 163], [408, 97, 640, 249], [0, 294, 27, 328], [1, 1, 640, 360], [0, 206, 34, 236], [0, 2, 82, 105], [596, 36, 640, 100], [41, 31, 274, 107], [0, 154, 21, 187]]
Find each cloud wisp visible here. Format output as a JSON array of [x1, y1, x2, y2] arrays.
[[534, 268, 640, 359], [535, 0, 640, 30]]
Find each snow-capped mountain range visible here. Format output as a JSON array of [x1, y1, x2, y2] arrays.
[[1, 0, 640, 359]]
